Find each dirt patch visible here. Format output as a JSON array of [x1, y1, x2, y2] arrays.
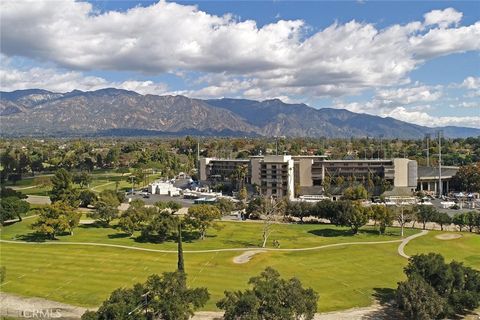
[[435, 233, 463, 240], [232, 250, 266, 264], [0, 292, 91, 320]]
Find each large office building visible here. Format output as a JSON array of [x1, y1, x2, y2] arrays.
[[200, 155, 422, 199]]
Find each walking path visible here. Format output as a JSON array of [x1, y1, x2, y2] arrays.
[[10, 185, 40, 190], [0, 231, 427, 256], [0, 232, 430, 319], [2, 214, 38, 225], [397, 230, 428, 259]]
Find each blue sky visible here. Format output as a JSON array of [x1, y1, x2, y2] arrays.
[[1, 0, 479, 128]]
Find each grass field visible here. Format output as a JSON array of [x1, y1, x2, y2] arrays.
[[404, 230, 480, 268], [1, 218, 418, 250], [1, 218, 478, 313], [1, 170, 162, 196]]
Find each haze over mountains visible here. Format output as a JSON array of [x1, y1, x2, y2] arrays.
[[1, 88, 479, 138]]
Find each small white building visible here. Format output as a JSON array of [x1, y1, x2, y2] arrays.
[[148, 181, 180, 196]]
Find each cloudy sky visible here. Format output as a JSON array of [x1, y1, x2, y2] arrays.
[[1, 0, 479, 128]]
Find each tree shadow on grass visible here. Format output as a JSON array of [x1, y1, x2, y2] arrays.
[[107, 232, 131, 239], [223, 240, 258, 248], [359, 288, 406, 320], [16, 232, 60, 242], [308, 228, 382, 237], [79, 221, 110, 229]]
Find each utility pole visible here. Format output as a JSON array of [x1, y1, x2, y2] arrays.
[[197, 139, 200, 179], [425, 134, 430, 167], [437, 130, 443, 197], [379, 134, 384, 159], [130, 175, 134, 195], [275, 136, 279, 155]]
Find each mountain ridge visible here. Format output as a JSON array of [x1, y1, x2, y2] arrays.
[[1, 88, 478, 138]]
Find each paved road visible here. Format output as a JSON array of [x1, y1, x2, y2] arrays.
[[397, 230, 429, 259], [25, 195, 51, 205], [0, 237, 408, 254]]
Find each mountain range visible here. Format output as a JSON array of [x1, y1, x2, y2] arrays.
[[1, 88, 479, 138]]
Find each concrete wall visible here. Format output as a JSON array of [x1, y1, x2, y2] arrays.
[[298, 158, 313, 187], [394, 159, 418, 187], [198, 158, 212, 181]]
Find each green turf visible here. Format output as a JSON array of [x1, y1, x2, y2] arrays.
[[1, 170, 162, 196], [1, 218, 418, 250], [404, 230, 480, 269], [0, 241, 407, 312], [1, 219, 478, 313]]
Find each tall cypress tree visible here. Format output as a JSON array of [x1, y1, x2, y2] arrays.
[[177, 221, 185, 273]]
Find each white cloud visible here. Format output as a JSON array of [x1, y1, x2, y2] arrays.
[[376, 85, 442, 105], [0, 63, 167, 94], [461, 76, 480, 89], [334, 83, 479, 128], [384, 107, 480, 128], [424, 8, 462, 28], [1, 1, 479, 98]]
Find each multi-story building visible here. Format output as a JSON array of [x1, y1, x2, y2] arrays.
[[199, 155, 421, 198]]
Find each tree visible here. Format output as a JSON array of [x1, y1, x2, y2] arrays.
[[145, 272, 209, 320], [217, 267, 318, 320], [98, 190, 122, 208], [78, 189, 97, 208], [73, 171, 92, 189], [433, 212, 451, 231], [452, 213, 467, 231], [32, 202, 80, 238], [285, 201, 313, 223], [343, 185, 368, 200], [141, 209, 177, 242], [33, 176, 52, 193], [465, 211, 480, 233], [398, 253, 480, 318], [245, 197, 266, 220], [215, 198, 235, 214], [0, 197, 30, 223], [154, 201, 182, 213], [396, 275, 445, 320], [451, 162, 480, 192], [118, 200, 147, 236], [185, 205, 221, 240], [334, 201, 368, 234], [0, 187, 27, 199], [247, 197, 286, 248], [50, 168, 79, 207], [89, 201, 118, 226], [85, 272, 209, 320], [238, 187, 248, 202], [415, 205, 437, 230], [370, 205, 393, 234], [395, 205, 414, 237], [65, 207, 82, 235]]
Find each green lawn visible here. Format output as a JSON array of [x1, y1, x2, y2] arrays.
[[405, 230, 480, 269], [0, 241, 406, 312], [1, 170, 162, 196], [1, 218, 418, 250], [1, 219, 478, 313]]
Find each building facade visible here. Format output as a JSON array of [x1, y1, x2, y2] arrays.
[[200, 155, 420, 198]]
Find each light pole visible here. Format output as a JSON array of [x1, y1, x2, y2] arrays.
[[437, 130, 443, 197], [130, 175, 134, 195]]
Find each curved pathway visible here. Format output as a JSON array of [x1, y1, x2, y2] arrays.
[[0, 232, 427, 255], [397, 230, 429, 259]]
